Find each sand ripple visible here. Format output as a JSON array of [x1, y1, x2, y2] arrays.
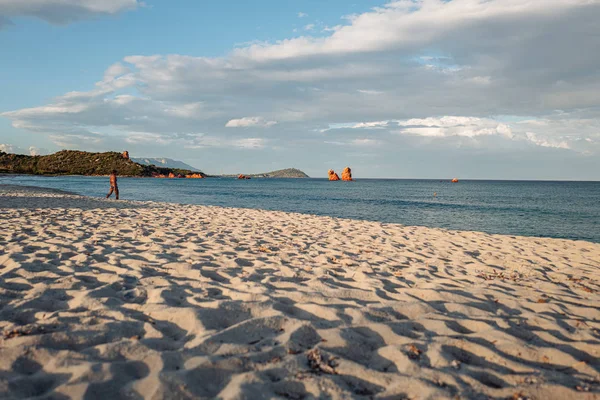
[[0, 186, 599, 399]]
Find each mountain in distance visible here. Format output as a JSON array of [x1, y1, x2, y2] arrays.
[[132, 158, 308, 178], [213, 168, 309, 178], [132, 157, 201, 172]]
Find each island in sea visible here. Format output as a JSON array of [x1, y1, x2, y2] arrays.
[[211, 168, 309, 179], [0, 150, 309, 179]]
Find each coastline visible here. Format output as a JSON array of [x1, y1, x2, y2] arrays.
[[2, 179, 599, 244], [0, 185, 599, 399], [0, 183, 80, 196]]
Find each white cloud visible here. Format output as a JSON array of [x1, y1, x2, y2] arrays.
[[357, 89, 384, 95], [525, 132, 569, 150], [6, 0, 597, 131], [352, 121, 390, 129], [298, 12, 308, 18], [0, 0, 140, 27], [225, 117, 277, 128], [324, 138, 382, 147], [103, 63, 131, 82], [125, 132, 173, 145], [351, 138, 381, 146], [396, 117, 514, 139], [1, 0, 599, 171], [233, 0, 596, 62], [28, 146, 41, 156], [322, 25, 342, 33], [234, 138, 267, 149], [320, 114, 596, 152], [49, 133, 102, 149], [0, 143, 14, 153], [124, 132, 267, 150], [163, 102, 205, 118], [304, 24, 315, 31], [324, 117, 516, 139], [0, 143, 48, 155], [468, 76, 492, 85], [321, 121, 390, 132]]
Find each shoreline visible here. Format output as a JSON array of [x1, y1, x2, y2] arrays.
[[1, 183, 597, 245], [0, 182, 598, 245], [0, 185, 599, 399], [0, 183, 81, 196]]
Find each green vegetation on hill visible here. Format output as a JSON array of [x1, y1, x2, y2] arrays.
[[251, 168, 309, 178], [212, 168, 309, 178], [0, 150, 204, 177]]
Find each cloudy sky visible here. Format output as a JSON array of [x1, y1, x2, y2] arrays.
[[1, 0, 599, 179]]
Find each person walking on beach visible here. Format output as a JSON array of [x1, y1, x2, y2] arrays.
[[106, 170, 119, 200]]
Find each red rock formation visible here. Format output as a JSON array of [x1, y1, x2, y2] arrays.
[[328, 169, 340, 181], [342, 167, 353, 181], [154, 172, 193, 179], [122, 151, 129, 160]]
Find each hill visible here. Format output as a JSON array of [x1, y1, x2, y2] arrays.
[[213, 168, 309, 178], [0, 150, 205, 177], [250, 168, 309, 178], [132, 157, 201, 172]]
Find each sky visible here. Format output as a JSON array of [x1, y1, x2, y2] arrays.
[[1, 0, 599, 179]]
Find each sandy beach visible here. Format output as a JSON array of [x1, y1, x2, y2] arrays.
[[0, 185, 599, 400]]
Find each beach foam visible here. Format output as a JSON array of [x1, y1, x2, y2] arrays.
[[0, 185, 599, 399]]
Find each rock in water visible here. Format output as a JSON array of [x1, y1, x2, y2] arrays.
[[342, 167, 353, 181], [328, 169, 340, 181]]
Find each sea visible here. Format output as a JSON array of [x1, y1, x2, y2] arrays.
[[1, 175, 599, 243]]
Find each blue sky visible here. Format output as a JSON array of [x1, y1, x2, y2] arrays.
[[0, 1, 376, 107], [1, 0, 599, 179]]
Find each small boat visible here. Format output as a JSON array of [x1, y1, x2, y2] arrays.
[[451, 178, 459, 183]]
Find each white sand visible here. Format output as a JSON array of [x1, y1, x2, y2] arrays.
[[0, 185, 599, 400]]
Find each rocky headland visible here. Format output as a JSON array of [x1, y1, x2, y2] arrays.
[[0, 150, 206, 178]]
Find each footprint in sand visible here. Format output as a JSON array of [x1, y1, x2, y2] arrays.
[[235, 258, 254, 267], [118, 275, 147, 304]]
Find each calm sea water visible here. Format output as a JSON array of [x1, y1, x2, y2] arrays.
[[1, 175, 599, 243]]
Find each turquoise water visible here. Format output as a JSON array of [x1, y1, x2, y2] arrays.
[[1, 175, 599, 243]]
